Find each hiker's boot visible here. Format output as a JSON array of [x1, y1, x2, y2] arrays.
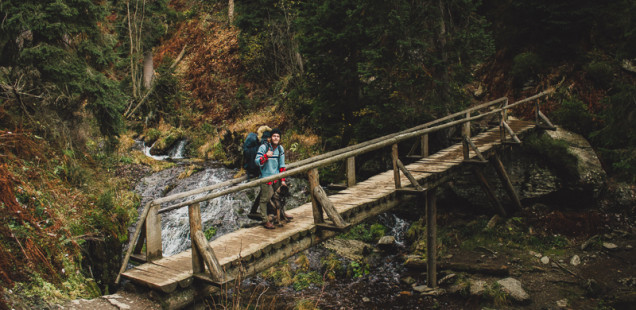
[[263, 222, 275, 229]]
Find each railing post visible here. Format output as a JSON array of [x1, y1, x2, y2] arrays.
[[307, 168, 324, 224], [392, 144, 401, 189], [462, 112, 471, 160], [500, 98, 508, 143], [535, 99, 540, 126], [346, 157, 356, 187], [189, 203, 205, 274], [421, 134, 429, 157], [146, 202, 163, 261]]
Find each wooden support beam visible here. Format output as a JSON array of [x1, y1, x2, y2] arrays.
[[133, 222, 146, 255], [307, 169, 324, 224], [346, 157, 356, 187], [501, 121, 521, 144], [313, 186, 348, 228], [392, 144, 401, 189], [116, 201, 155, 283], [146, 203, 163, 261], [192, 230, 225, 282], [490, 154, 523, 213], [396, 159, 424, 191], [538, 110, 556, 130], [472, 167, 507, 217], [462, 138, 470, 160], [189, 203, 205, 274], [407, 139, 419, 157], [463, 136, 486, 162], [426, 190, 437, 288]]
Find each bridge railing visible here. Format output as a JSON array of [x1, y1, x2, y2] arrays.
[[116, 88, 555, 283]]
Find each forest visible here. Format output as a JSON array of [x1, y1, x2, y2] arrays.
[[0, 0, 635, 309]]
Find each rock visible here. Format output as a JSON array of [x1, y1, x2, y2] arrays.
[[584, 278, 603, 297], [626, 245, 633, 250], [377, 235, 397, 252], [541, 256, 550, 264], [622, 59, 636, 74], [603, 242, 618, 250], [413, 285, 432, 293], [485, 214, 501, 229], [362, 297, 370, 303], [448, 280, 469, 294], [496, 278, 530, 303], [545, 128, 607, 199], [323, 239, 372, 261], [469, 280, 487, 296], [529, 250, 542, 258], [581, 235, 598, 251], [570, 255, 581, 266], [556, 298, 568, 308], [400, 276, 416, 286], [438, 273, 457, 286]]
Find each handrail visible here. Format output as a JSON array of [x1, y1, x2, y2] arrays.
[[151, 96, 509, 207], [158, 88, 554, 213]]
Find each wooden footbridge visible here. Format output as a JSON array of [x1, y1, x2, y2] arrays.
[[116, 90, 556, 308]]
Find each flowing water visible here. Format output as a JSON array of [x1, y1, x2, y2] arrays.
[[133, 141, 308, 256]]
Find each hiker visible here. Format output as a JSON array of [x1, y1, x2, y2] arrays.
[[255, 128, 293, 229], [247, 126, 271, 218]]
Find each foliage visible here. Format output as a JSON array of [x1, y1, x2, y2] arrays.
[[204, 226, 217, 240], [511, 52, 543, 86], [589, 83, 636, 182], [553, 97, 596, 137], [522, 132, 579, 181], [338, 222, 386, 243], [0, 0, 126, 140]]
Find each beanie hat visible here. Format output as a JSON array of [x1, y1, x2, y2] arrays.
[[257, 125, 272, 140], [271, 128, 282, 137]]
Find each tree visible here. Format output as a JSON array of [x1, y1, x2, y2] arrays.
[[294, 0, 493, 147], [0, 0, 125, 139], [119, 0, 174, 118]]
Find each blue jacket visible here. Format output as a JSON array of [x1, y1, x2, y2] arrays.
[[255, 143, 285, 179]]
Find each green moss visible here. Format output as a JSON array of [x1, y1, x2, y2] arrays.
[[338, 222, 386, 243], [204, 226, 217, 239], [292, 271, 323, 291], [144, 128, 161, 144]]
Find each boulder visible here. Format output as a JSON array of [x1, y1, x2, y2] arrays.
[[447, 127, 606, 209], [545, 128, 606, 198], [496, 277, 530, 303]]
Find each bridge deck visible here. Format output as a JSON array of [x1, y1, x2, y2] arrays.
[[121, 119, 536, 293]]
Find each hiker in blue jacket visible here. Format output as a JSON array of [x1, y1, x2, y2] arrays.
[[255, 128, 292, 229]]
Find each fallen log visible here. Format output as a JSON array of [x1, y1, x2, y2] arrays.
[[404, 258, 509, 276]]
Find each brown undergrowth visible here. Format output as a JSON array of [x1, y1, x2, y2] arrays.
[[0, 129, 136, 308]]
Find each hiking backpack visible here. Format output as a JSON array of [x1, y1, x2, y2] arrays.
[[242, 132, 261, 179]]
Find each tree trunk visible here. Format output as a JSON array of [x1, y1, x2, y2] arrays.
[[143, 50, 154, 89], [228, 0, 235, 24], [437, 0, 453, 145]]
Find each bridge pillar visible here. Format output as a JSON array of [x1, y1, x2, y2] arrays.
[[425, 189, 437, 288], [346, 157, 356, 187], [307, 169, 324, 224], [392, 144, 401, 189]]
